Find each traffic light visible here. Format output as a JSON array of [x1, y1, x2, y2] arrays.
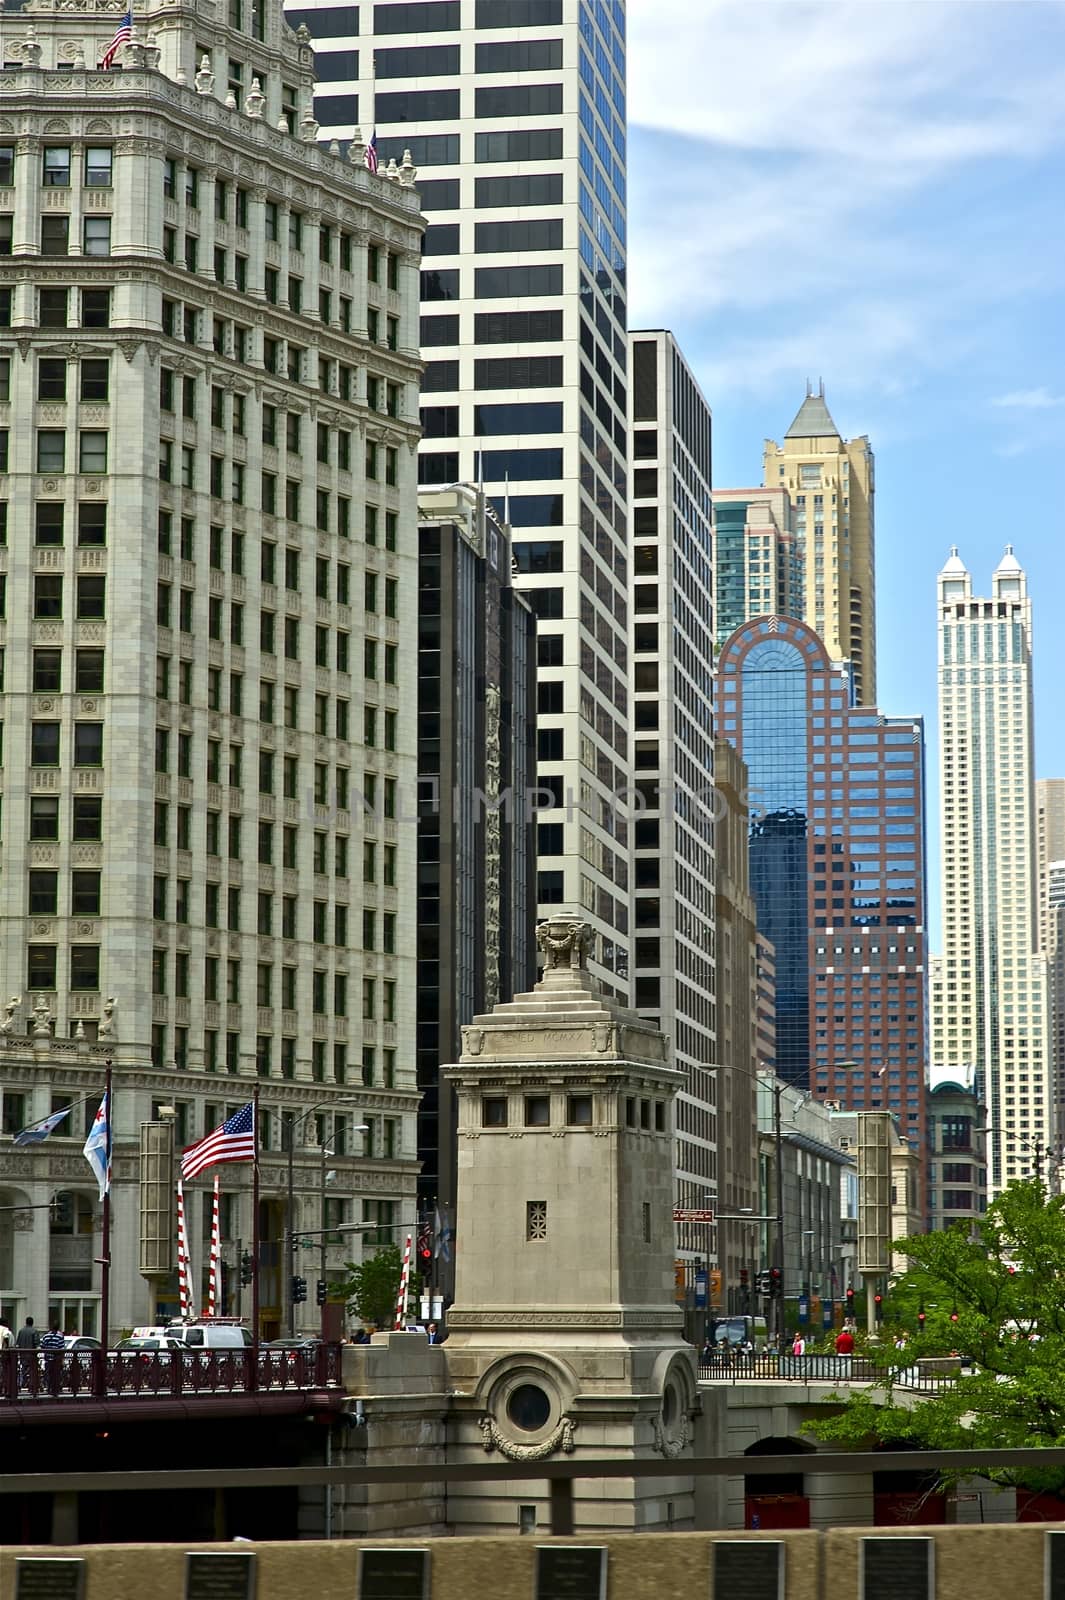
[[769, 1267, 782, 1299], [845, 1285, 855, 1315], [917, 1306, 927, 1331], [756, 1270, 772, 1296], [291, 1275, 307, 1304], [316, 1278, 327, 1306], [873, 1291, 883, 1323], [950, 1306, 959, 1324], [417, 1221, 433, 1271], [240, 1251, 253, 1286]]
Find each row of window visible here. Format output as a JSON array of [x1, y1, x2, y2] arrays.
[[10, 215, 113, 258], [10, 575, 106, 620], [152, 954, 400, 1024], [15, 429, 109, 474], [314, 37, 563, 82], [2, 355, 110, 403], [0, 287, 111, 329]]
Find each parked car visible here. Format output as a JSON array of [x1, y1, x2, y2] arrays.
[[166, 1321, 253, 1349]]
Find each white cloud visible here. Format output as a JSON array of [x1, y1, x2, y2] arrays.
[[990, 387, 1065, 410], [625, 0, 1065, 405]]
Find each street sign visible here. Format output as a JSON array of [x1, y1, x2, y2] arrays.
[[673, 1208, 715, 1223], [694, 1270, 708, 1309]]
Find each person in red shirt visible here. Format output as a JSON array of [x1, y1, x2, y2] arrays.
[[835, 1327, 855, 1355]]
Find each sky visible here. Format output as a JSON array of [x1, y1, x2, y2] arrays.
[[625, 0, 1065, 942]]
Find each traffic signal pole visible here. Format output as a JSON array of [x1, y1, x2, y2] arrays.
[[772, 1079, 785, 1352]]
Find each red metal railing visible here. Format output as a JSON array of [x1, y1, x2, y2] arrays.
[[0, 1343, 342, 1402]]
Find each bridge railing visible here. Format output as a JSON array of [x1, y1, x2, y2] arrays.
[[698, 1352, 951, 1391], [0, 1343, 342, 1402]]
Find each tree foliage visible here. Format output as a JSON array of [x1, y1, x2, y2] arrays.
[[332, 1245, 403, 1330], [805, 1180, 1065, 1493]]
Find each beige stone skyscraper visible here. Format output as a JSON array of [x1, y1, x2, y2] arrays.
[[763, 385, 876, 703], [931, 548, 1052, 1194], [1036, 780, 1065, 1124]]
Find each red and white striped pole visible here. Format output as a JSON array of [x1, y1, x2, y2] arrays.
[[176, 1180, 193, 1319], [207, 1175, 221, 1317], [394, 1232, 413, 1330]]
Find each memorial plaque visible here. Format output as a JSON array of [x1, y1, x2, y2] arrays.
[[184, 1552, 256, 1600], [357, 1547, 430, 1600], [15, 1559, 86, 1600], [859, 1537, 933, 1600], [536, 1545, 607, 1600], [712, 1540, 784, 1599], [1045, 1530, 1065, 1600]]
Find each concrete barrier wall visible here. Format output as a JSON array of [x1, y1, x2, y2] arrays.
[[5, 1524, 1065, 1600]]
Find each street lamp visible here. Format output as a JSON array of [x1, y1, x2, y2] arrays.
[[285, 1098, 359, 1336], [319, 1125, 369, 1338]]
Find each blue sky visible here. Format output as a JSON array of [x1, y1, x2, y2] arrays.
[[626, 0, 1065, 942]]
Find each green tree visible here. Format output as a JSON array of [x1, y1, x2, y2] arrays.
[[332, 1244, 403, 1330], [805, 1180, 1065, 1497]]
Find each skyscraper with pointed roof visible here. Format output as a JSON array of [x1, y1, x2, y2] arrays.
[[930, 547, 1053, 1195], [763, 385, 876, 703]]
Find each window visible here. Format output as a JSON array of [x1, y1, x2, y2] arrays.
[[78, 504, 106, 546], [73, 722, 103, 766], [34, 575, 63, 619], [35, 504, 64, 546], [80, 358, 109, 401], [475, 219, 563, 253], [75, 648, 104, 691], [28, 946, 58, 989], [475, 84, 563, 117], [82, 217, 111, 257], [76, 575, 105, 619], [41, 216, 70, 255], [72, 797, 102, 840], [70, 946, 100, 991], [0, 147, 14, 186], [81, 289, 111, 327], [36, 430, 66, 473], [30, 797, 59, 840], [29, 871, 59, 915], [79, 431, 108, 473], [43, 146, 71, 186], [11, 641, 46, 693], [39, 288, 69, 328]]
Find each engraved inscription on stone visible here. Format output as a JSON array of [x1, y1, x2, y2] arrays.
[[712, 1539, 784, 1599], [536, 1545, 607, 1600], [357, 1547, 429, 1600], [860, 1537, 933, 1600], [184, 1552, 256, 1600], [15, 1558, 86, 1600], [1046, 1531, 1065, 1600]]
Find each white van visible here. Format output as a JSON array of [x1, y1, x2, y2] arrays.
[[166, 1320, 253, 1349]]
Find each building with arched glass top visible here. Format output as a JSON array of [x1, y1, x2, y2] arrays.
[[717, 617, 928, 1172]]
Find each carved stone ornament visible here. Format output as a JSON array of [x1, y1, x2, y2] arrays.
[[0, 996, 21, 1035], [98, 996, 116, 1040], [463, 1026, 484, 1057], [652, 1413, 692, 1459], [479, 1412, 575, 1461], [536, 918, 595, 972], [32, 995, 54, 1037]]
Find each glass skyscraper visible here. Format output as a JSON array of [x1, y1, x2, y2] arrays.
[[718, 617, 927, 1161], [291, 0, 633, 996]]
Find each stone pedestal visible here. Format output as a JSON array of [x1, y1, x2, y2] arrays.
[[442, 918, 699, 1533]]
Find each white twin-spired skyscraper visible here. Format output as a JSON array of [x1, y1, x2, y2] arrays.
[[930, 546, 1052, 1194]]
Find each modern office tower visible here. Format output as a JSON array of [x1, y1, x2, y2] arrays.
[[0, 0, 422, 1334], [925, 1064, 988, 1233], [932, 547, 1052, 1194], [717, 616, 928, 1164], [711, 486, 801, 648], [763, 386, 876, 703], [292, 0, 633, 999], [712, 737, 760, 1298], [628, 330, 717, 1250], [415, 483, 536, 1225]]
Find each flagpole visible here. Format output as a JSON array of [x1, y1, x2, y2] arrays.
[[250, 1084, 260, 1387], [99, 1059, 112, 1370]]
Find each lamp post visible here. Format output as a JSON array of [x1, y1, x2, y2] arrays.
[[285, 1099, 359, 1337], [319, 1124, 369, 1338]]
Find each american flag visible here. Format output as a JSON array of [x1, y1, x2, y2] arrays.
[[101, 9, 133, 70], [365, 129, 379, 174], [181, 1102, 256, 1181]]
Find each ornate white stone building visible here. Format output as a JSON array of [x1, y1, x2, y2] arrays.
[[0, 0, 423, 1335]]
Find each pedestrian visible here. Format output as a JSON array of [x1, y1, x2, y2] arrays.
[[835, 1326, 855, 1355], [791, 1333, 806, 1358], [40, 1322, 65, 1352], [0, 1320, 13, 1350], [15, 1316, 39, 1349]]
